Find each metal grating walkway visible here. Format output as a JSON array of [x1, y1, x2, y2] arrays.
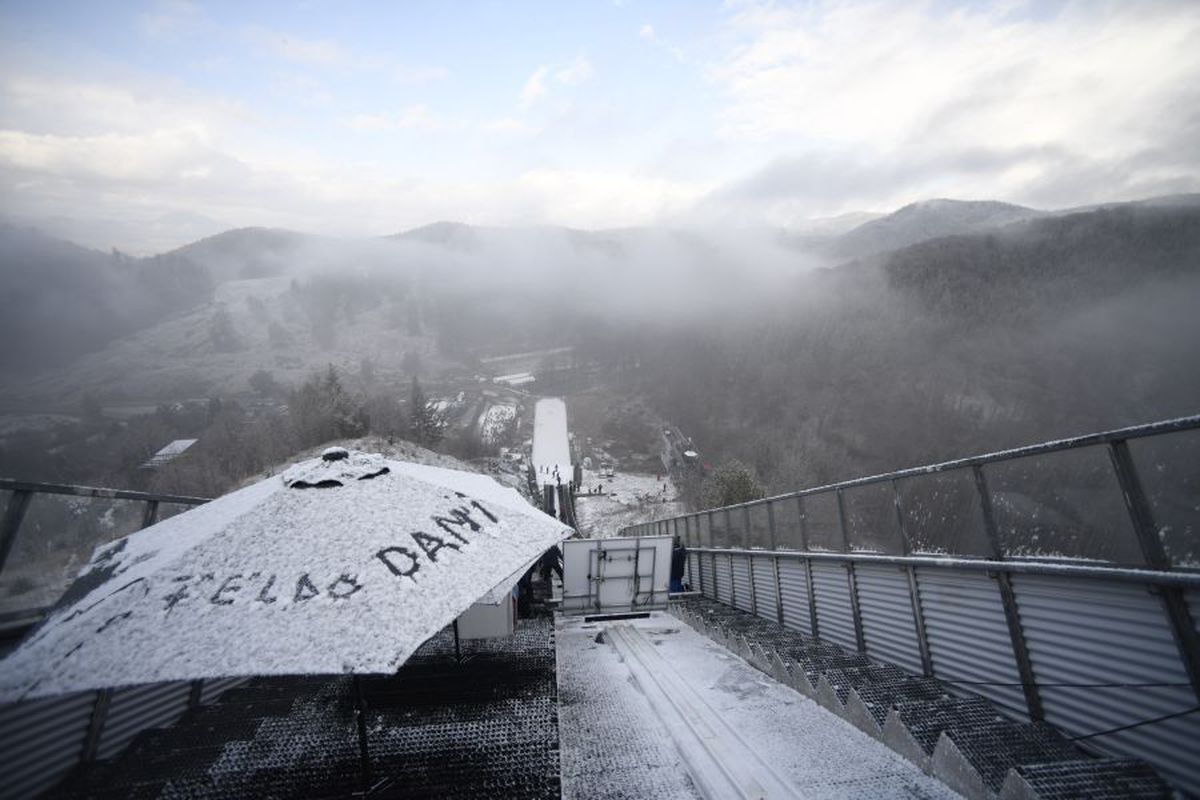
[[49, 617, 561, 799], [672, 595, 1174, 799]]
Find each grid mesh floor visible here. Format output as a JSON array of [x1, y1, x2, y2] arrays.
[[50, 617, 560, 799], [674, 595, 1174, 798]]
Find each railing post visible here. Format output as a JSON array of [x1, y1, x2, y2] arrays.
[[709, 513, 718, 592], [766, 499, 777, 550], [81, 688, 113, 763], [728, 552, 736, 608], [140, 500, 160, 530], [797, 495, 810, 551], [800, 491, 817, 636], [846, 562, 867, 653], [0, 489, 33, 575], [905, 567, 934, 677], [773, 554, 784, 626], [836, 489, 867, 652], [893, 478, 934, 677], [1108, 439, 1200, 702], [188, 679, 205, 710], [974, 464, 1044, 721], [748, 554, 758, 617], [804, 558, 820, 639], [835, 488, 851, 552]]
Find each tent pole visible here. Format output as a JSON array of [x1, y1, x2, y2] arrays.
[[353, 675, 373, 795]]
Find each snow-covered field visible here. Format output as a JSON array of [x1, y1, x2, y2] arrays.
[[573, 468, 685, 538], [478, 402, 517, 445]]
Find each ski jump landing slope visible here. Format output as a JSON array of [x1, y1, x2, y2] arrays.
[[532, 398, 571, 482]]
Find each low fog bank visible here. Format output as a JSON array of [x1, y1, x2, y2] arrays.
[[0, 219, 829, 387], [0, 198, 1197, 500], [626, 205, 1200, 491]]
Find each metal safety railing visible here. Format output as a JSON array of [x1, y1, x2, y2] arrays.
[[0, 480, 219, 798], [0, 479, 210, 628], [622, 415, 1200, 793]]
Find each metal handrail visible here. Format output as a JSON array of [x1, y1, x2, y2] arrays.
[[624, 414, 1200, 720], [0, 479, 211, 579], [0, 478, 210, 506], [687, 546, 1200, 588], [695, 413, 1200, 513]]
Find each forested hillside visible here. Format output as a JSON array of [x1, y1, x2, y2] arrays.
[[628, 205, 1200, 492], [0, 226, 213, 372]]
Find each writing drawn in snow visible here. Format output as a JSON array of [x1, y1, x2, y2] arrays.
[[154, 492, 504, 613]]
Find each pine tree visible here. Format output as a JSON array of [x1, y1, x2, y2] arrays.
[[289, 365, 367, 447], [700, 459, 765, 509], [407, 376, 445, 446]]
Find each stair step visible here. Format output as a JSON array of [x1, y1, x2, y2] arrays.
[[935, 719, 1081, 794], [890, 695, 1001, 755], [999, 758, 1172, 800]]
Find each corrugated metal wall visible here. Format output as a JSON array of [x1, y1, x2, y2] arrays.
[[917, 568, 1028, 718], [96, 681, 191, 760], [731, 557, 753, 614], [0, 675, 253, 800], [0, 689, 95, 800], [855, 564, 924, 675], [1188, 590, 1200, 635], [752, 555, 778, 624], [810, 562, 858, 651], [696, 554, 710, 597], [686, 552, 700, 592], [199, 676, 250, 705], [777, 558, 813, 636], [1013, 575, 1200, 793], [699, 552, 716, 601]]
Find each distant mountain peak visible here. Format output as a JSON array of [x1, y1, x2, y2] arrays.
[[834, 198, 1046, 259]]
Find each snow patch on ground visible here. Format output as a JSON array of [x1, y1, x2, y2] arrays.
[[479, 402, 517, 445], [573, 468, 686, 538]]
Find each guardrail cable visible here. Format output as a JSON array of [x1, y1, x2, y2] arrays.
[[1068, 705, 1200, 741]]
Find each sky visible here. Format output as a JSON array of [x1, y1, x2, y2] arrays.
[[1, 0, 1198, 253]]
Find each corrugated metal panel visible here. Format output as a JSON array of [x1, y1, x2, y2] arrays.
[[700, 554, 715, 597], [1013, 574, 1200, 796], [96, 681, 190, 760], [1189, 590, 1200, 635], [731, 555, 753, 614], [811, 562, 858, 651], [686, 552, 700, 591], [916, 568, 1027, 719], [0, 690, 95, 799], [752, 555, 778, 623], [714, 554, 732, 605], [199, 677, 250, 706], [855, 564, 923, 675], [777, 558, 812, 636]]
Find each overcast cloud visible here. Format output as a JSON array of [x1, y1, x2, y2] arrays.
[[0, 0, 1197, 253]]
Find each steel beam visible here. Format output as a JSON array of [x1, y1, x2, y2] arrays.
[[974, 464, 1044, 722], [1109, 439, 1200, 702], [0, 489, 32, 575]]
